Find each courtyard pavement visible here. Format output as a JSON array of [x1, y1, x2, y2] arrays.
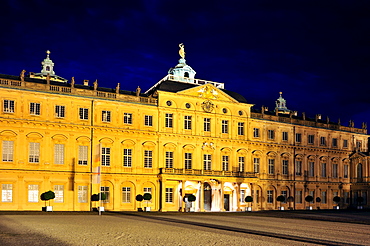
[[0, 210, 369, 245]]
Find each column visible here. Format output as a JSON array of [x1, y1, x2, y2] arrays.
[[220, 181, 224, 211], [200, 181, 204, 212]]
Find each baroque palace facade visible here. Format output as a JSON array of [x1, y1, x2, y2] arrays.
[[0, 48, 369, 212]]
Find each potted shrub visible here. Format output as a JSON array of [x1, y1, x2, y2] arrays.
[[305, 195, 314, 210], [244, 195, 253, 211], [187, 194, 196, 212], [136, 194, 144, 212], [276, 195, 285, 210], [333, 196, 340, 209], [356, 197, 364, 209], [143, 193, 152, 212], [287, 196, 294, 210], [91, 193, 106, 212], [316, 197, 321, 210], [41, 190, 55, 212]]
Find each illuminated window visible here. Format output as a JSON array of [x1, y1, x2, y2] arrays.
[[55, 105, 65, 118], [54, 185, 64, 203], [239, 156, 245, 172], [78, 146, 88, 165], [122, 187, 131, 203], [165, 113, 173, 128], [30, 102, 40, 115], [144, 115, 153, 126], [124, 113, 132, 124], [268, 159, 275, 174], [144, 150, 153, 168], [2, 140, 13, 162], [238, 122, 244, 135], [253, 128, 260, 138], [54, 144, 64, 164], [79, 108, 88, 120], [221, 120, 229, 134], [282, 160, 288, 175], [222, 155, 229, 171], [28, 184, 39, 203], [101, 147, 111, 166], [101, 186, 110, 203], [3, 100, 14, 113], [102, 110, 111, 122], [29, 142, 40, 163], [165, 151, 173, 168], [123, 149, 132, 167], [78, 186, 88, 203], [165, 188, 173, 203], [185, 153, 192, 169], [267, 190, 273, 203], [204, 118, 211, 132], [2, 184, 12, 202], [253, 158, 260, 173], [203, 154, 212, 170], [184, 116, 192, 130]]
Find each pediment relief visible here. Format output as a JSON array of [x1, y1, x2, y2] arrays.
[[0, 130, 17, 137], [183, 144, 195, 151], [99, 137, 114, 144], [52, 134, 68, 141], [121, 139, 136, 146], [349, 152, 368, 159], [26, 132, 43, 139], [267, 151, 277, 158], [143, 141, 156, 147], [177, 84, 238, 103], [76, 136, 91, 143], [164, 142, 177, 150], [237, 148, 248, 155], [221, 147, 232, 154]]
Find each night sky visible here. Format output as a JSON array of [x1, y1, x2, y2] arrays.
[[1, 0, 370, 128]]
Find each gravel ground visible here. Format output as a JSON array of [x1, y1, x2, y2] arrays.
[[0, 211, 369, 245]]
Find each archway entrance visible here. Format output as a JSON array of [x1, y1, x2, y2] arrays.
[[224, 194, 230, 211], [204, 182, 212, 211]]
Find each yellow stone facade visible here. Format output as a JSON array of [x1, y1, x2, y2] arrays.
[[0, 52, 369, 211]]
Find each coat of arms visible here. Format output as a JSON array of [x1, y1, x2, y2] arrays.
[[202, 100, 214, 113]]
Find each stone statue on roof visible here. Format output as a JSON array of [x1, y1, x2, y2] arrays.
[[71, 77, 75, 87], [93, 80, 98, 91], [116, 83, 120, 94], [136, 86, 141, 97], [179, 43, 185, 59], [20, 69, 26, 81]]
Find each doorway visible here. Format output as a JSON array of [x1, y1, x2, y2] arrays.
[[224, 194, 230, 211], [204, 183, 212, 211]]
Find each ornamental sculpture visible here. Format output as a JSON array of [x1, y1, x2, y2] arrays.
[[179, 43, 185, 59], [202, 100, 214, 113]]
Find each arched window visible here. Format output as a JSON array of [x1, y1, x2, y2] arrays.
[[184, 72, 189, 78], [357, 163, 363, 180], [46, 66, 50, 71]]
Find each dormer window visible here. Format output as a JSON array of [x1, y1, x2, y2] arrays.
[[184, 72, 189, 78], [46, 66, 50, 71]]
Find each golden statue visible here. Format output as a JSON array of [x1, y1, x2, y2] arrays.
[[179, 43, 185, 59]]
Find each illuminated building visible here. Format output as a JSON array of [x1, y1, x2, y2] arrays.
[[0, 48, 368, 211]]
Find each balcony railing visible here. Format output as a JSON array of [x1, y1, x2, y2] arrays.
[[160, 168, 256, 178]]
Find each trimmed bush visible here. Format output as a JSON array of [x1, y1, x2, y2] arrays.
[[244, 196, 253, 203], [305, 195, 314, 203], [277, 195, 286, 203], [136, 194, 144, 202], [333, 196, 340, 204]]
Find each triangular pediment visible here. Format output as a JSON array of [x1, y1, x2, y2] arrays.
[[176, 84, 238, 103], [349, 151, 369, 159]]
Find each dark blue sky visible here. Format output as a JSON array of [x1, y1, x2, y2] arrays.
[[1, 0, 370, 128]]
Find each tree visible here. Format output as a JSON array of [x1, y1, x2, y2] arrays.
[[136, 194, 144, 211], [315, 197, 321, 203], [40, 190, 55, 207], [305, 195, 314, 203], [187, 194, 196, 202], [333, 196, 340, 204], [143, 193, 152, 207], [277, 195, 285, 209], [91, 193, 107, 202]]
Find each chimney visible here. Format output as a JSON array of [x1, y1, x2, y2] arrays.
[[83, 80, 89, 86]]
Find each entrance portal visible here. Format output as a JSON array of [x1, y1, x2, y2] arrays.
[[224, 194, 230, 211], [204, 183, 212, 211]]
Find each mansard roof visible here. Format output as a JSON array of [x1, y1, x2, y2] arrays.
[[145, 79, 247, 103]]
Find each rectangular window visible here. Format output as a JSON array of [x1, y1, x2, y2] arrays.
[[122, 187, 131, 203], [320, 136, 326, 146], [144, 187, 152, 194], [79, 108, 88, 120], [343, 139, 348, 148], [309, 162, 315, 177], [321, 163, 326, 177], [268, 130, 275, 140], [28, 184, 39, 203], [204, 118, 211, 132], [55, 105, 65, 118], [239, 156, 245, 172], [282, 132, 288, 141], [221, 120, 229, 134], [332, 138, 338, 148], [295, 133, 302, 143], [165, 188, 173, 203], [30, 102, 41, 115], [238, 122, 244, 135], [102, 110, 111, 122], [54, 144, 65, 164], [101, 147, 111, 166], [124, 113, 132, 124], [144, 150, 153, 168], [78, 146, 88, 165], [222, 155, 229, 171], [2, 140, 14, 162], [356, 141, 362, 150], [253, 128, 260, 138], [123, 149, 132, 167], [185, 153, 192, 169], [295, 160, 302, 176], [268, 159, 275, 174], [54, 185, 64, 203], [332, 164, 338, 178], [165, 151, 173, 168], [29, 142, 40, 163], [344, 165, 349, 178], [101, 186, 110, 203], [78, 186, 88, 203], [344, 191, 349, 204], [203, 154, 212, 170], [253, 158, 260, 173], [308, 135, 315, 144], [184, 116, 192, 130], [144, 115, 153, 126], [321, 191, 327, 204], [282, 160, 288, 175], [296, 190, 302, 204], [2, 184, 12, 202], [267, 190, 273, 203], [3, 100, 15, 113], [165, 113, 173, 128]]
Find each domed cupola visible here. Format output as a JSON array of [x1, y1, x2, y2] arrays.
[[168, 43, 196, 82], [30, 50, 68, 83], [275, 92, 290, 114]]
